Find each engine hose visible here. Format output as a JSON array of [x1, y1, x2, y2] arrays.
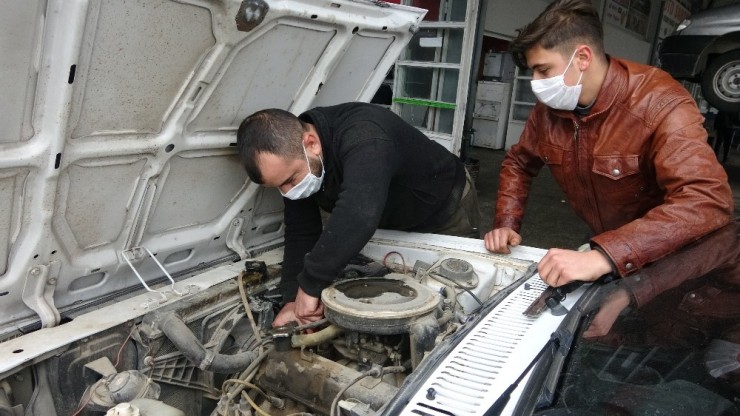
[[291, 324, 344, 348], [437, 308, 454, 327], [157, 312, 259, 373]]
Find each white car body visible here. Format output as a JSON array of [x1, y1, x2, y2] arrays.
[[0, 1, 573, 415]]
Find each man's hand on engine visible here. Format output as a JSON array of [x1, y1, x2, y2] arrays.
[[273, 302, 298, 327], [273, 287, 324, 327], [293, 287, 324, 324]]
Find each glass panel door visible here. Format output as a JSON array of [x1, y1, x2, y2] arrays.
[[392, 0, 480, 154]]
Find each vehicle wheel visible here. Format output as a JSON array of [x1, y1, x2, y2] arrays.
[[701, 50, 740, 112]]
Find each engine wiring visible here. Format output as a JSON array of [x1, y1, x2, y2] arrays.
[[238, 271, 263, 345], [382, 251, 407, 273], [113, 323, 139, 368], [294, 317, 329, 332], [215, 253, 484, 416], [225, 372, 317, 416], [217, 344, 275, 414], [222, 379, 280, 405], [70, 388, 95, 416], [71, 323, 141, 415], [382, 251, 484, 308], [330, 373, 369, 416], [241, 390, 271, 416], [223, 379, 285, 416], [330, 366, 406, 416], [423, 258, 484, 308]]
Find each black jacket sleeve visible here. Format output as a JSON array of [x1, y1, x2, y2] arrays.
[[281, 196, 322, 302]]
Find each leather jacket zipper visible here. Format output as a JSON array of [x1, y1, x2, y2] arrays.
[[573, 120, 583, 185], [573, 121, 579, 141], [573, 119, 602, 231]]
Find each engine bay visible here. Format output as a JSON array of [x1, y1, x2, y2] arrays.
[[0, 236, 537, 416], [0, 2, 541, 414]]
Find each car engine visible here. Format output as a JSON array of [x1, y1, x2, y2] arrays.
[[0, 249, 529, 416]]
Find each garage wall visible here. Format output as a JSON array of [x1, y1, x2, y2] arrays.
[[483, 0, 654, 64], [603, 24, 652, 63]]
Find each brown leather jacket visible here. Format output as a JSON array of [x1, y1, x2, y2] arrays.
[[620, 220, 739, 310], [495, 57, 734, 277]]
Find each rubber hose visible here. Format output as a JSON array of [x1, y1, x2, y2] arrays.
[[158, 312, 258, 373], [437, 308, 454, 327], [291, 324, 344, 348]]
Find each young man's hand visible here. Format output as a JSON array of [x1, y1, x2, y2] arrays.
[[272, 287, 324, 327], [537, 248, 612, 287], [484, 227, 522, 254]]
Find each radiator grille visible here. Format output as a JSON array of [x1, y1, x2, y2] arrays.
[[400, 276, 572, 415]]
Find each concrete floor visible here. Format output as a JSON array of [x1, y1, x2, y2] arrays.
[[469, 145, 740, 251]]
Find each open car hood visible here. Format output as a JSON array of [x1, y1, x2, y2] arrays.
[[0, 2, 583, 416], [0, 0, 424, 335]]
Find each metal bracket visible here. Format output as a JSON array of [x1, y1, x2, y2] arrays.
[[122, 247, 186, 300], [84, 357, 118, 378], [226, 217, 250, 260], [21, 262, 61, 328]]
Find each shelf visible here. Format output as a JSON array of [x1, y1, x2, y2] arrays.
[[418, 21, 466, 29], [393, 97, 456, 110], [395, 61, 461, 70]]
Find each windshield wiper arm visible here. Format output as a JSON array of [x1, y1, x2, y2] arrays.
[[484, 332, 562, 416]]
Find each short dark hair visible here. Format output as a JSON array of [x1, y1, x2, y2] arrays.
[[510, 0, 605, 69], [236, 109, 306, 184]]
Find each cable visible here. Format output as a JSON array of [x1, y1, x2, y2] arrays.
[[330, 366, 405, 416], [330, 373, 369, 416], [238, 271, 263, 345], [70, 387, 94, 416], [222, 379, 267, 397], [294, 317, 328, 332], [223, 379, 284, 407], [427, 272, 484, 306], [113, 324, 137, 368], [241, 391, 272, 416], [224, 345, 275, 402], [423, 258, 484, 307], [382, 251, 407, 273]]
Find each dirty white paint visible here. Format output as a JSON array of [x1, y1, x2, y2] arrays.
[[0, 0, 424, 336]]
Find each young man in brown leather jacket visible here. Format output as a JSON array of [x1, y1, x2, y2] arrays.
[[484, 0, 734, 287]]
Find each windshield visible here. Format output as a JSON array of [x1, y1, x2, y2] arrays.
[[531, 220, 740, 415]]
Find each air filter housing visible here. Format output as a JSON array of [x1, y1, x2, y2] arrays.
[[322, 274, 441, 335]]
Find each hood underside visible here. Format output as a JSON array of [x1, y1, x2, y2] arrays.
[[0, 0, 424, 336]]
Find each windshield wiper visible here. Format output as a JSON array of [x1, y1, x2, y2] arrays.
[[489, 283, 604, 415], [484, 332, 562, 415]]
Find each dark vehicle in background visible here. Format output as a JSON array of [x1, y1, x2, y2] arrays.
[[659, 4, 740, 111]]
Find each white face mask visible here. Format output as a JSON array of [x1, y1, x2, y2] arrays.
[[280, 145, 324, 200], [530, 49, 583, 110]]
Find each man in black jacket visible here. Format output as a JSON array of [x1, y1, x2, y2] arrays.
[[237, 102, 478, 326]]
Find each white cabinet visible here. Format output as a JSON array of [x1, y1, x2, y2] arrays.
[[471, 81, 511, 149]]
